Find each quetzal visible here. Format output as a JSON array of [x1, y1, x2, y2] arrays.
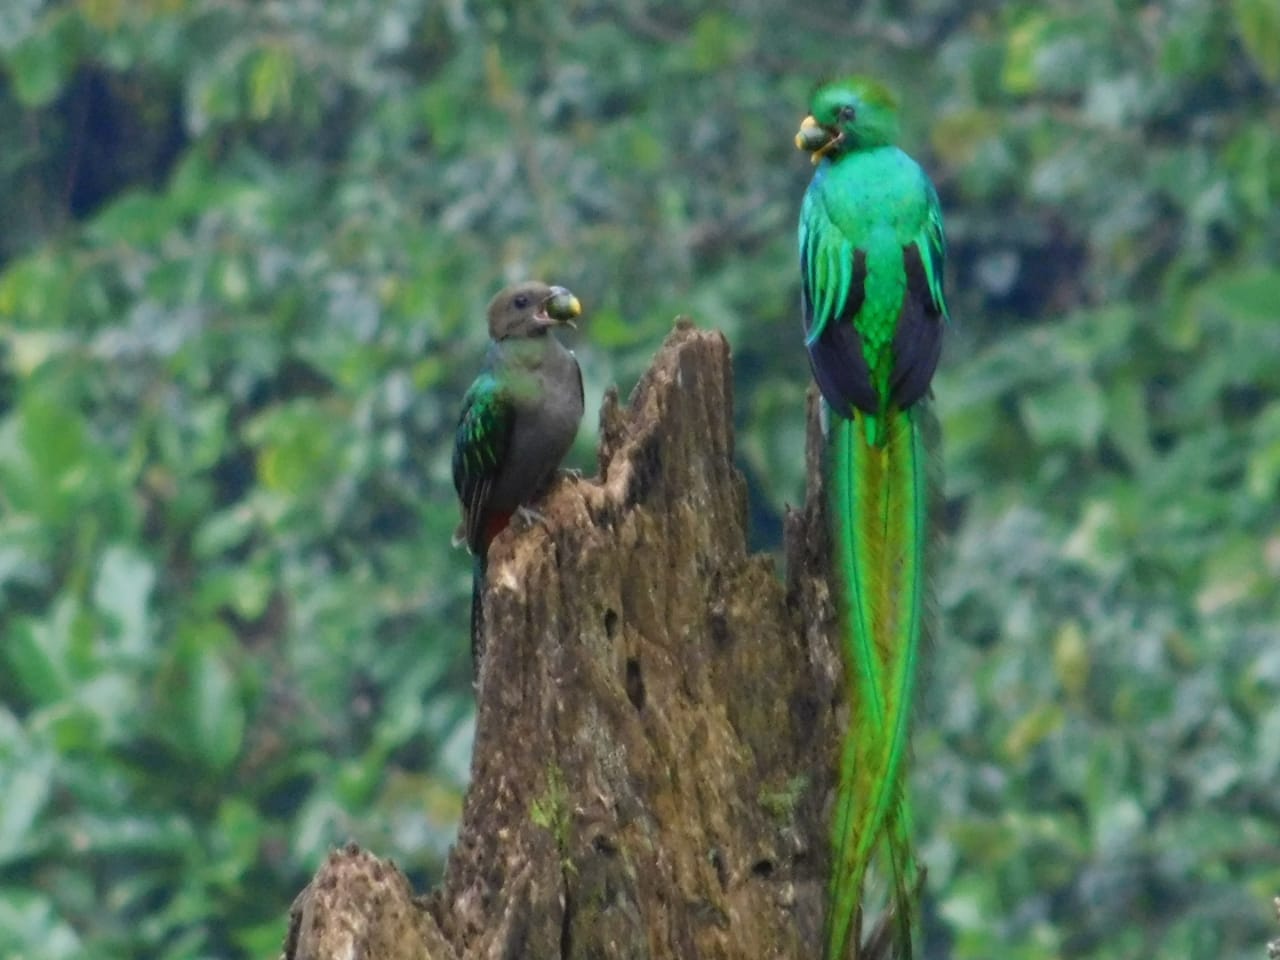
[[794, 78, 947, 959], [452, 281, 584, 665]]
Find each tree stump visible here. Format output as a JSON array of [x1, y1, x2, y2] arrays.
[[283, 321, 847, 959]]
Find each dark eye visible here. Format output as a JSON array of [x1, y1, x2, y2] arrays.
[[513, 294, 530, 309], [838, 105, 856, 122]]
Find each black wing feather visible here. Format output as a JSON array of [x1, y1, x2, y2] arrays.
[[889, 243, 945, 410], [803, 247, 878, 416]]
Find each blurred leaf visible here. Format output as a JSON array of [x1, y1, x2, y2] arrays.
[[1193, 267, 1280, 330], [1092, 795, 1143, 853], [1246, 402, 1280, 499], [4, 618, 71, 705], [16, 389, 93, 522], [161, 622, 248, 775], [5, 10, 79, 106], [0, 888, 82, 959], [86, 189, 174, 247], [245, 399, 343, 498], [79, 0, 127, 30], [1002, 703, 1063, 761], [1195, 536, 1263, 616], [207, 797, 264, 887], [1052, 620, 1089, 700], [36, 673, 137, 750], [94, 545, 155, 656], [189, 643, 246, 774], [688, 13, 748, 70], [1018, 374, 1104, 449], [192, 506, 257, 559], [0, 253, 75, 330], [248, 43, 295, 120], [1233, 0, 1280, 82], [1103, 376, 1152, 471], [0, 748, 53, 865], [1001, 12, 1049, 95]]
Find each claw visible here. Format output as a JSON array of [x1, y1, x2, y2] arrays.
[[516, 505, 547, 529]]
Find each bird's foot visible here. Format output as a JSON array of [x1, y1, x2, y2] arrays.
[[558, 467, 584, 482], [516, 505, 548, 530]]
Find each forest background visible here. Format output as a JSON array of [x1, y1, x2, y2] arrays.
[[1, 0, 1278, 957]]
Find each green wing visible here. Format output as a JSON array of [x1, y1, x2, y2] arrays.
[[451, 373, 515, 553], [918, 180, 948, 321], [800, 155, 947, 423], [888, 186, 948, 414]]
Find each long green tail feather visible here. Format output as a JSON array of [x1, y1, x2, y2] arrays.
[[825, 405, 926, 960]]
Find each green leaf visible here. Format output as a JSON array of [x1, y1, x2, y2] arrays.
[[192, 506, 258, 559], [1103, 377, 1152, 471], [1193, 267, 1280, 329], [4, 596, 88, 704], [245, 399, 343, 498], [688, 13, 748, 70], [1234, 0, 1280, 82], [4, 619, 71, 705], [1018, 374, 1104, 449], [5, 11, 79, 106], [163, 623, 247, 774], [17, 390, 92, 520], [0, 0, 44, 54], [86, 190, 174, 248], [0, 749, 53, 865], [234, 922, 291, 957], [93, 545, 155, 656], [248, 43, 296, 120], [188, 643, 246, 774], [0, 252, 76, 331], [206, 797, 264, 889], [1062, 499, 1126, 578], [1246, 402, 1280, 499], [0, 888, 82, 959], [195, 565, 274, 621], [58, 811, 196, 857], [34, 671, 137, 751], [1002, 13, 1049, 95]]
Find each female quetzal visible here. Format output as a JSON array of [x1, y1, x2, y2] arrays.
[[452, 281, 584, 666], [795, 78, 948, 959]]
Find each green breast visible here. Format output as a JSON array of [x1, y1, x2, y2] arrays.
[[804, 146, 931, 391]]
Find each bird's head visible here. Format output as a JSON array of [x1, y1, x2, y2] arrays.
[[795, 76, 900, 163], [487, 281, 582, 340]]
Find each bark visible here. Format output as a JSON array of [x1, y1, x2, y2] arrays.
[[283, 321, 850, 960]]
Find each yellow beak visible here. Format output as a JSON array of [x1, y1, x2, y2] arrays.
[[545, 288, 582, 328], [795, 114, 842, 164]]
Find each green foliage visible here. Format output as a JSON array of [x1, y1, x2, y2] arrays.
[[0, 0, 1275, 957], [530, 763, 573, 865]]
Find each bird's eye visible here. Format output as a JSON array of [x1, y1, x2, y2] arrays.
[[838, 105, 856, 122], [514, 294, 530, 309]]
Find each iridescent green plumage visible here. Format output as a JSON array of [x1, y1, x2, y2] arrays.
[[795, 77, 948, 959], [452, 282, 584, 667]]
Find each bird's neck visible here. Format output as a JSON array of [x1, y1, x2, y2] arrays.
[[492, 330, 570, 371]]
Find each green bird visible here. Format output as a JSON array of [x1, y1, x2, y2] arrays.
[[452, 281, 584, 666], [795, 77, 947, 959]]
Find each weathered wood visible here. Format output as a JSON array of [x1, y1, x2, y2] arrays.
[[284, 321, 848, 960], [283, 843, 456, 960]]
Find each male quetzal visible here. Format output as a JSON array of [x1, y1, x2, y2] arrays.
[[452, 281, 584, 665], [794, 78, 948, 959]]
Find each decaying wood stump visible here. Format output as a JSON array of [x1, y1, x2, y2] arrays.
[[283, 321, 848, 959]]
